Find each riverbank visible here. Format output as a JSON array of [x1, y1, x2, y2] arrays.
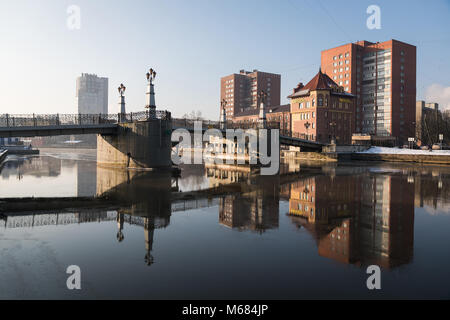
[[353, 147, 450, 165], [1, 145, 39, 155]]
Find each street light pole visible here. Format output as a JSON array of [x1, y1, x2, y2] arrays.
[[118, 83, 126, 123], [220, 99, 227, 130], [258, 90, 268, 129], [145, 68, 157, 119], [304, 121, 311, 140]]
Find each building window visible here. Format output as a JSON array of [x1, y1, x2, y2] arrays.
[[317, 95, 323, 107]]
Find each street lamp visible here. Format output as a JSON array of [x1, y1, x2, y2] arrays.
[[304, 121, 311, 140], [258, 90, 268, 128], [258, 90, 267, 104], [145, 68, 157, 119], [221, 99, 227, 112], [118, 83, 126, 122], [220, 99, 227, 129], [146, 68, 156, 83]]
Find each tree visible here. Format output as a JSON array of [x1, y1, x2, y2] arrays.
[[182, 110, 203, 120]]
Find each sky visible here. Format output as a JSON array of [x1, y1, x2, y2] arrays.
[[0, 0, 449, 119]]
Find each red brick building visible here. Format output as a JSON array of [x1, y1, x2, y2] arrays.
[[321, 40, 416, 145], [288, 69, 355, 144], [220, 70, 281, 119]]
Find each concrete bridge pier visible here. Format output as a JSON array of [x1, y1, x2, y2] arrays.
[[97, 119, 173, 170]]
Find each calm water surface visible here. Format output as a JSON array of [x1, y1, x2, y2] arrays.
[[0, 149, 449, 299]]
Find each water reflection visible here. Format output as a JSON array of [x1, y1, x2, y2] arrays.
[[1, 154, 450, 274], [1, 156, 62, 179], [218, 176, 280, 233], [287, 174, 414, 268]]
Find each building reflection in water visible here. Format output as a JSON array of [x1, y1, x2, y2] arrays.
[[1, 156, 62, 180], [287, 173, 415, 268], [414, 167, 450, 210], [209, 167, 280, 233]]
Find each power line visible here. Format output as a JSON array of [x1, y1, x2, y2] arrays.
[[315, 0, 353, 42]]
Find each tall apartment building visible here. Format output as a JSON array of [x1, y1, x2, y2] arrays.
[[220, 69, 281, 119], [321, 40, 416, 144], [76, 73, 109, 114]]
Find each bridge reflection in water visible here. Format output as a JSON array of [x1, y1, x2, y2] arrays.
[[3, 162, 450, 269]]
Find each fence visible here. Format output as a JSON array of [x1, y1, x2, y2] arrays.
[[0, 110, 171, 128], [279, 129, 315, 141], [172, 119, 281, 131]]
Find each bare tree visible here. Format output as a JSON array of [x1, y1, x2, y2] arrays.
[[182, 110, 203, 120]]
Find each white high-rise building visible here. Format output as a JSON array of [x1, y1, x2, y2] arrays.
[[76, 73, 109, 114]]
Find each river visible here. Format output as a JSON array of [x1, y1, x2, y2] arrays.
[[0, 148, 449, 299]]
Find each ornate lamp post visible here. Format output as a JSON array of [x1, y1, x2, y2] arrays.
[[118, 83, 126, 123], [258, 90, 268, 128], [304, 121, 311, 140], [145, 68, 157, 119], [220, 99, 227, 130]]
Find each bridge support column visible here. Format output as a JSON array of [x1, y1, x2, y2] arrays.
[[97, 119, 172, 170]]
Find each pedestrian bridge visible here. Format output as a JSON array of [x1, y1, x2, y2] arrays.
[[0, 112, 324, 152]]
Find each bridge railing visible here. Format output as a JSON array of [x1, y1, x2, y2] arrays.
[[172, 119, 281, 130], [0, 111, 171, 128], [279, 129, 315, 141]]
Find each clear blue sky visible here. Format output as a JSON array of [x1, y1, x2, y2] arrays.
[[0, 0, 449, 119]]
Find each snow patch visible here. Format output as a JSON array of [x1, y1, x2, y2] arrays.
[[358, 147, 450, 156]]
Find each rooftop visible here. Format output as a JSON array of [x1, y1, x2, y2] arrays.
[[288, 69, 354, 99]]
